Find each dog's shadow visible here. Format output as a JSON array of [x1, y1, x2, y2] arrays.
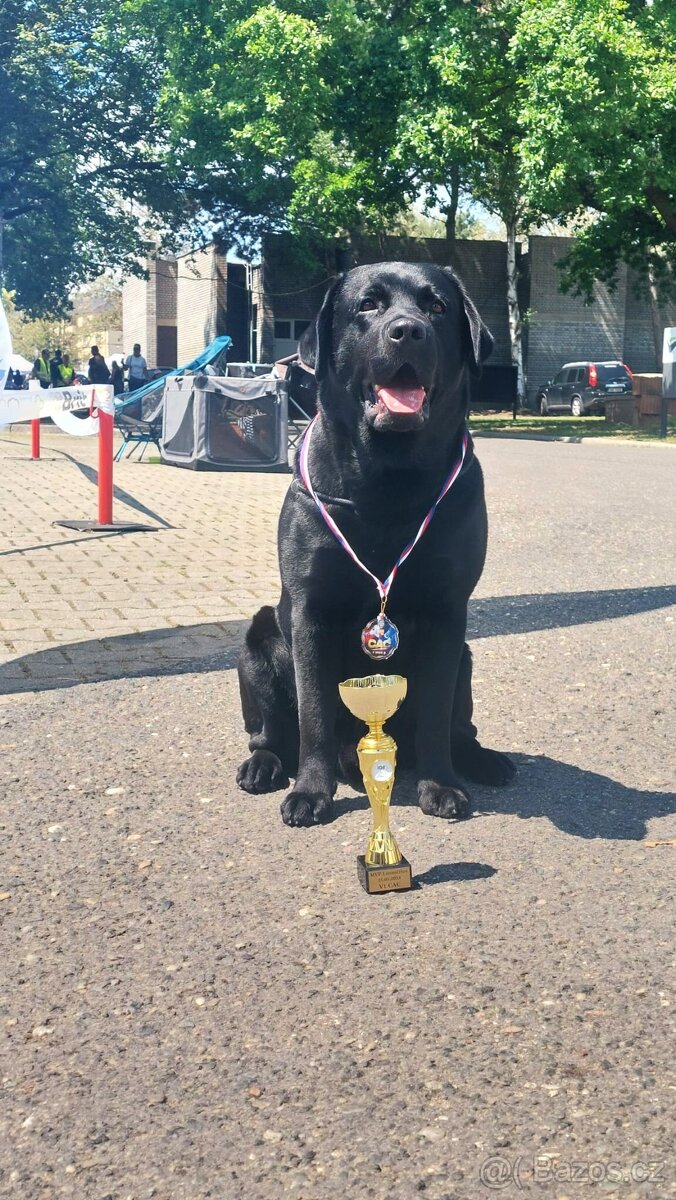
[[333, 754, 675, 844]]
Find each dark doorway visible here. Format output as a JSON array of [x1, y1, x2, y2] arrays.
[[226, 263, 249, 362], [156, 325, 177, 369]]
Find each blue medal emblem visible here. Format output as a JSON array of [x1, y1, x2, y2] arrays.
[[361, 613, 399, 660]]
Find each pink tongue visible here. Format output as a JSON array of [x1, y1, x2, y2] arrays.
[[375, 385, 426, 414]]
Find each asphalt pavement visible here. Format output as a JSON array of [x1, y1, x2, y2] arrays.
[[0, 431, 674, 1199]]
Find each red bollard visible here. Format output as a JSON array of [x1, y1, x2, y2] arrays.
[[53, 388, 156, 534], [31, 419, 40, 459], [97, 405, 114, 525]]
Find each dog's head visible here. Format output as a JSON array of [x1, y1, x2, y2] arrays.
[[312, 261, 492, 435]]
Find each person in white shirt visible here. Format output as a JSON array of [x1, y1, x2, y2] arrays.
[[125, 343, 148, 392]]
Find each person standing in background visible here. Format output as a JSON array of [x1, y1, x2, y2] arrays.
[[125, 343, 148, 392], [32, 348, 50, 388], [59, 354, 76, 386], [111, 360, 124, 395], [88, 345, 111, 384], [50, 348, 64, 387]]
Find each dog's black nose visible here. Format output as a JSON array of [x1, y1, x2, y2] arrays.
[[386, 316, 427, 343]]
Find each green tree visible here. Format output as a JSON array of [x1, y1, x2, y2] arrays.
[[394, 0, 547, 405], [132, 0, 538, 402], [148, 0, 410, 251], [514, 0, 676, 301], [0, 0, 197, 316]]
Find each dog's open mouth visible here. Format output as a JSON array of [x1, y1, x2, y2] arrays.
[[372, 364, 427, 416]]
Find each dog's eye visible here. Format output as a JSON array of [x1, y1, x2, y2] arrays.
[[430, 299, 446, 314], [359, 298, 377, 312]]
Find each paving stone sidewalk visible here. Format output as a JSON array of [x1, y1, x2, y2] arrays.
[[0, 427, 288, 692]]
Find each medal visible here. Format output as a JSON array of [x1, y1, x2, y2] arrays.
[[361, 610, 400, 661], [299, 418, 469, 659]]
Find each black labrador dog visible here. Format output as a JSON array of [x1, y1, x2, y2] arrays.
[[237, 261, 515, 826]]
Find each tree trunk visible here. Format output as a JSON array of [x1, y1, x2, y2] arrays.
[[647, 263, 664, 368], [445, 165, 460, 243], [505, 219, 526, 416]]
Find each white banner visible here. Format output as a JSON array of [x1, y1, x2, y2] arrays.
[[0, 384, 115, 430], [0, 296, 12, 392], [663, 327, 676, 400]]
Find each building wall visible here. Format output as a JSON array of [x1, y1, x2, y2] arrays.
[[526, 236, 628, 400], [122, 261, 156, 365], [259, 233, 515, 366], [155, 258, 178, 368], [156, 259, 177, 321], [120, 235, 675, 386], [176, 246, 227, 363], [258, 236, 334, 363], [122, 255, 177, 368]]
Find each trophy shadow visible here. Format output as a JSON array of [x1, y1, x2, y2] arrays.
[[414, 862, 497, 887]]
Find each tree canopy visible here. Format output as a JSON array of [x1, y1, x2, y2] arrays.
[[513, 0, 676, 298], [0, 0, 197, 316], [2, 0, 674, 321]]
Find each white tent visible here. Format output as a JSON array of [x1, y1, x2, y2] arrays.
[[10, 353, 33, 373]]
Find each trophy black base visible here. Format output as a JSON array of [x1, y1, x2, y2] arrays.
[[357, 855, 413, 895]]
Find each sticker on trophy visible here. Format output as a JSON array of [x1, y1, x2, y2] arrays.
[[361, 613, 399, 660], [371, 759, 394, 781]]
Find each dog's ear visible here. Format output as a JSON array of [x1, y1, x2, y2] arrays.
[[297, 321, 317, 371], [315, 274, 343, 383], [444, 268, 493, 377]]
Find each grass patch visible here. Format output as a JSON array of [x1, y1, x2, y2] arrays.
[[469, 414, 676, 442]]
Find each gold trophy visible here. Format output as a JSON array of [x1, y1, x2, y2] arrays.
[[338, 674, 413, 894]]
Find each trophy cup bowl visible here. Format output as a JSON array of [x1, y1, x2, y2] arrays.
[[339, 674, 413, 894], [338, 674, 407, 726]]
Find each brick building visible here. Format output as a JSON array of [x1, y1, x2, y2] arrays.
[[122, 253, 178, 370], [123, 234, 676, 402], [525, 236, 674, 396], [122, 247, 250, 370]]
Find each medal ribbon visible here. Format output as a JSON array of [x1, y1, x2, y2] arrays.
[[298, 416, 469, 609]]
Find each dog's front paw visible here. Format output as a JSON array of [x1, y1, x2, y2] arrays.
[[281, 789, 334, 827], [453, 739, 516, 787], [237, 749, 289, 794], [418, 778, 472, 820]]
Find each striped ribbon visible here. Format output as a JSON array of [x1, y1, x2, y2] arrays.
[[299, 415, 469, 609]]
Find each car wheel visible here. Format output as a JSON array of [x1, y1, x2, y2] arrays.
[[538, 395, 549, 415], [571, 396, 584, 417]]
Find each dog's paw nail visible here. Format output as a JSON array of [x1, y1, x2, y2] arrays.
[[418, 780, 472, 820]]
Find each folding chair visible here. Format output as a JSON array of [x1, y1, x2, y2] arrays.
[[114, 411, 163, 461]]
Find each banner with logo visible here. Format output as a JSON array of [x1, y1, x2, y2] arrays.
[[0, 384, 114, 431]]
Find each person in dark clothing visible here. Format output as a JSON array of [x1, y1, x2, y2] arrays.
[[50, 348, 64, 386], [111, 360, 124, 395], [88, 345, 111, 384]]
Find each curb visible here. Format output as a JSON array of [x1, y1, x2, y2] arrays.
[[470, 430, 676, 447]]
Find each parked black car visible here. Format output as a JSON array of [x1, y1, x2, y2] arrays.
[[535, 361, 633, 416]]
